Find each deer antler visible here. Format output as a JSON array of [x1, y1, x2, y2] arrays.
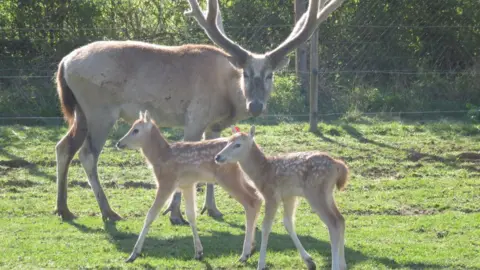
[[185, 0, 249, 66], [267, 0, 345, 67]]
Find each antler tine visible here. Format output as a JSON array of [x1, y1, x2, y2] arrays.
[[314, 0, 345, 29], [185, 0, 225, 35], [267, 0, 345, 67], [186, 0, 249, 65]]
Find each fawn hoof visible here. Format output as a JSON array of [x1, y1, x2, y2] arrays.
[[54, 208, 77, 221], [125, 252, 138, 263], [305, 257, 316, 270], [102, 210, 123, 222], [194, 251, 203, 260]]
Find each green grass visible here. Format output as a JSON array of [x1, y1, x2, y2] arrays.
[[1, 119, 479, 269]]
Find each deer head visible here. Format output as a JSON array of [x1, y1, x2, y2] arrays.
[[186, 0, 345, 117]]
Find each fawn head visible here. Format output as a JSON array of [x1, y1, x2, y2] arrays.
[[116, 110, 154, 150], [215, 125, 256, 164]]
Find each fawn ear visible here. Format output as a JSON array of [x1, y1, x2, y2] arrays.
[[144, 110, 151, 122], [139, 110, 144, 120], [249, 125, 256, 139]]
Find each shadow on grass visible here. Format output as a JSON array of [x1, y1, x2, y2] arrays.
[[0, 147, 56, 182], [313, 124, 480, 173], [66, 220, 477, 270]]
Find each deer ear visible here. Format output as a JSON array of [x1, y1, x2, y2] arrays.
[[139, 110, 144, 120], [249, 125, 256, 139]]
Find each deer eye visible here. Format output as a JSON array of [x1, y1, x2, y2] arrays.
[[132, 129, 139, 135], [234, 143, 241, 148]]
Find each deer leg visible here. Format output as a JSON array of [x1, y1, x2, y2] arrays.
[[55, 108, 87, 220], [332, 200, 347, 270], [126, 181, 176, 263], [78, 115, 121, 221], [305, 190, 345, 270], [282, 197, 314, 269], [200, 129, 223, 218], [257, 198, 279, 270], [216, 168, 262, 262], [183, 184, 204, 260]]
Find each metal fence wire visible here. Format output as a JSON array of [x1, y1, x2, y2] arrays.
[[0, 0, 479, 119]]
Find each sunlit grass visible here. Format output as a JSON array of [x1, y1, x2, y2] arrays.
[[1, 119, 479, 269]]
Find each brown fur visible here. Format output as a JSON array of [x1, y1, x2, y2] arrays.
[[56, 60, 76, 128]]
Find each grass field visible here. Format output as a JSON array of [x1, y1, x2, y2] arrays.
[[1, 119, 479, 269]]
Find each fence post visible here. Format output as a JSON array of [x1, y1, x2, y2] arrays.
[[309, 29, 319, 132], [295, 0, 309, 97]]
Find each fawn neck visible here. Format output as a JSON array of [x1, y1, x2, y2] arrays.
[[140, 125, 171, 164], [238, 142, 270, 185]]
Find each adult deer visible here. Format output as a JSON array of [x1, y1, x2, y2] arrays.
[[54, 0, 344, 223]]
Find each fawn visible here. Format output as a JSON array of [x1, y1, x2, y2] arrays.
[[214, 126, 349, 270], [116, 111, 262, 263]]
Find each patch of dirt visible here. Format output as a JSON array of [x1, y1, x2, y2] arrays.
[[361, 166, 398, 179], [0, 159, 33, 168], [69, 180, 90, 188], [406, 150, 424, 162], [1, 179, 38, 188], [457, 152, 480, 160], [123, 181, 155, 189], [399, 207, 438, 216], [405, 163, 423, 169], [68, 180, 155, 189], [346, 207, 440, 216]]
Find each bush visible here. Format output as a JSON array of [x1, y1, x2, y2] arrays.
[[268, 74, 307, 116]]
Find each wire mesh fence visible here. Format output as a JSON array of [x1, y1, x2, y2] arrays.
[[0, 0, 479, 121]]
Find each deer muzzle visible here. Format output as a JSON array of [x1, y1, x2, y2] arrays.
[[248, 100, 264, 117]]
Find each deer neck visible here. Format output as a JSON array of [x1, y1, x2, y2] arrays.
[[140, 126, 171, 164], [238, 142, 270, 185]]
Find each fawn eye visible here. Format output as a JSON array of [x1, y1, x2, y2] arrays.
[[243, 71, 249, 78], [266, 73, 273, 80], [234, 143, 241, 148], [132, 129, 139, 135]]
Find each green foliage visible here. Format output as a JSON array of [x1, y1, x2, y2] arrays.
[[268, 74, 307, 115], [0, 121, 479, 268], [0, 0, 479, 117], [466, 103, 480, 122]]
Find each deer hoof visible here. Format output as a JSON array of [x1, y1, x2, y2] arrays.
[[54, 208, 77, 221], [201, 205, 223, 219], [305, 257, 316, 270], [194, 251, 203, 260], [125, 252, 138, 263], [238, 254, 251, 263], [103, 210, 123, 222], [169, 215, 189, 226]]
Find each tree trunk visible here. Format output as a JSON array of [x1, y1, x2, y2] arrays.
[[309, 29, 319, 132]]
